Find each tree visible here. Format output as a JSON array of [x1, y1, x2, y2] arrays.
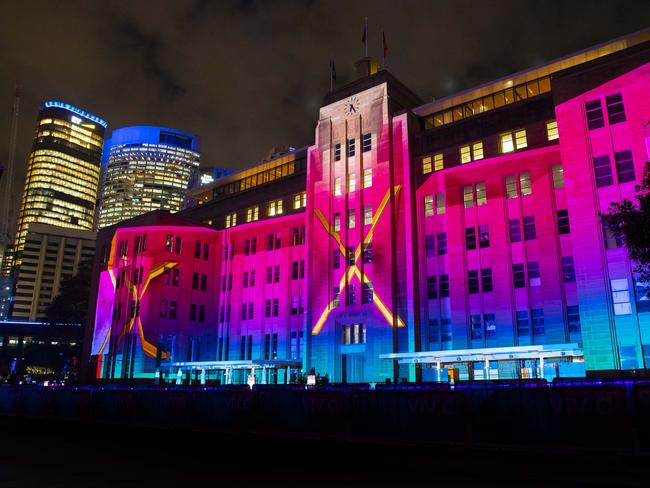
[[45, 260, 93, 324], [602, 162, 650, 295]]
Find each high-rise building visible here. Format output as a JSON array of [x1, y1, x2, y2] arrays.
[[98, 126, 201, 229], [84, 30, 650, 384], [10, 223, 96, 321], [14, 101, 106, 262]]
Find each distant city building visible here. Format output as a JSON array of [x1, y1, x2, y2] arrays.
[[98, 126, 201, 228], [11, 223, 96, 321], [14, 102, 105, 264], [182, 165, 234, 209]]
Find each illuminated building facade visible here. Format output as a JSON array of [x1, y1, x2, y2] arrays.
[[85, 31, 650, 384], [98, 126, 201, 229], [14, 102, 105, 261], [10, 223, 95, 321]]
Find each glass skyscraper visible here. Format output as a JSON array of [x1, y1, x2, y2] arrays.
[[98, 126, 201, 228], [14, 101, 106, 261]]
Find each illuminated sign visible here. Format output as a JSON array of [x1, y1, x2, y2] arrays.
[[200, 174, 214, 185], [42, 101, 108, 128], [71, 116, 82, 125]]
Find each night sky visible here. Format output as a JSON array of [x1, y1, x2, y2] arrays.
[[1, 0, 649, 225]]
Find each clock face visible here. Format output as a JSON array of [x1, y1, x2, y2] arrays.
[[343, 96, 360, 116]]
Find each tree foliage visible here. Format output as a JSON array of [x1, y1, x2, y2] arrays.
[[45, 260, 93, 324], [602, 162, 650, 291]]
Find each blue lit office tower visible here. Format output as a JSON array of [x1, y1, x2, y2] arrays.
[[98, 126, 201, 228]]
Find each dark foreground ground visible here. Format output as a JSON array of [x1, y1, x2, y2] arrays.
[[0, 417, 648, 488]]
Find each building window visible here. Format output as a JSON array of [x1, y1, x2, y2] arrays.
[[194, 241, 201, 259], [422, 156, 432, 174], [611, 278, 632, 315], [225, 212, 237, 228], [586, 99, 604, 130], [614, 150, 635, 183], [516, 310, 529, 336], [470, 314, 482, 339], [165, 234, 173, 252], [505, 175, 518, 198], [528, 261, 540, 287], [192, 272, 199, 290], [348, 173, 356, 193], [243, 271, 249, 288], [293, 192, 307, 209], [476, 182, 487, 206], [519, 172, 532, 196], [532, 309, 544, 335], [484, 314, 496, 338], [478, 224, 490, 248], [273, 299, 279, 317], [435, 193, 445, 215], [362, 133, 372, 152], [169, 301, 177, 319], [292, 261, 299, 280], [606, 93, 625, 124], [593, 155, 614, 188], [434, 153, 444, 171], [342, 323, 366, 345], [603, 222, 623, 249], [347, 209, 355, 229], [334, 213, 341, 232], [241, 303, 248, 320], [362, 282, 373, 304], [246, 206, 259, 222], [439, 274, 449, 297], [567, 305, 581, 333], [546, 120, 559, 141], [460, 142, 483, 163], [333, 286, 340, 307], [425, 234, 435, 257], [557, 209, 570, 234], [348, 284, 356, 305], [424, 195, 434, 217], [172, 269, 180, 287], [363, 168, 372, 188], [500, 130, 527, 153], [244, 239, 251, 256], [437, 233, 447, 255], [552, 165, 564, 189], [523, 216, 536, 240], [333, 249, 340, 269], [363, 243, 372, 263], [334, 143, 341, 161], [347, 138, 356, 157], [268, 199, 283, 216], [364, 205, 373, 226], [513, 263, 525, 288], [463, 185, 473, 208], [509, 218, 521, 243], [562, 256, 576, 282], [274, 265, 280, 283], [468, 270, 479, 294], [465, 227, 476, 250], [190, 304, 197, 321], [174, 237, 182, 254], [265, 300, 271, 317], [427, 276, 437, 299], [334, 177, 342, 196], [481, 268, 493, 292]]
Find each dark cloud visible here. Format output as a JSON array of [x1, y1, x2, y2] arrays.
[[0, 0, 649, 229]]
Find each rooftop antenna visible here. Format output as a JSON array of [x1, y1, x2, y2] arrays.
[[0, 85, 21, 272]]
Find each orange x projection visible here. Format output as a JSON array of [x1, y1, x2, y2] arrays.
[[312, 185, 406, 335], [96, 235, 176, 360]]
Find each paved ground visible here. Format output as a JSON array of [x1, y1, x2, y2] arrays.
[[0, 418, 648, 487]]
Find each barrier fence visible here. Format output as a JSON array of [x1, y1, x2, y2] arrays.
[[1, 381, 649, 453]]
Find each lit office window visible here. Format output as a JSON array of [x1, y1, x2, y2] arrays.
[[500, 133, 514, 153], [334, 177, 342, 196], [246, 206, 259, 222], [225, 212, 237, 228], [434, 153, 444, 171], [267, 199, 283, 216], [500, 130, 527, 153], [293, 192, 307, 209], [460, 145, 472, 164], [546, 120, 559, 141], [505, 175, 518, 198], [422, 156, 432, 174], [363, 168, 372, 188], [424, 195, 434, 217], [334, 213, 341, 232], [472, 142, 484, 160], [348, 173, 356, 193]]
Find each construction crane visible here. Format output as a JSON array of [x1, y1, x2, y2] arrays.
[[0, 86, 21, 275]]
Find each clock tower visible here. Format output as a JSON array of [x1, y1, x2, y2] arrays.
[[305, 69, 423, 383]]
